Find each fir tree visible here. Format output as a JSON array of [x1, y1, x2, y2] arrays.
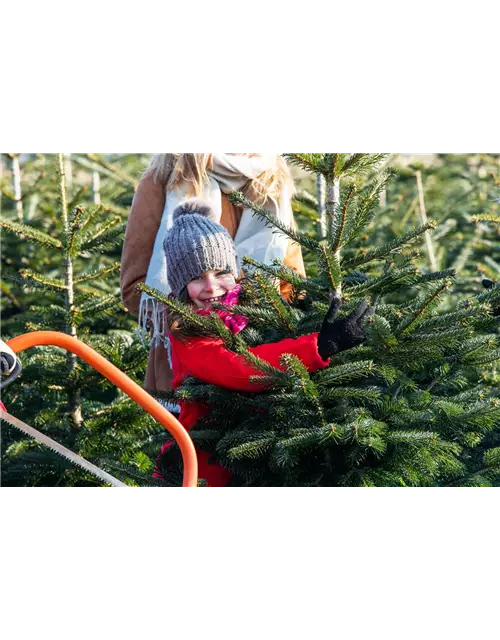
[[150, 154, 500, 487], [1, 153, 165, 486]]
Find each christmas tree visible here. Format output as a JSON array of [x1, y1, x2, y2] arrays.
[[375, 154, 499, 289], [148, 154, 500, 487], [1, 153, 165, 486]]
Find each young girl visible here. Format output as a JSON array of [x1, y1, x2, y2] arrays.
[[154, 199, 373, 487], [120, 153, 306, 399]]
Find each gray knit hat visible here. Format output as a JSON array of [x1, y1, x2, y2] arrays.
[[164, 198, 239, 297]]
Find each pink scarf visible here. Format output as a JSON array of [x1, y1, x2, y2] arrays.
[[196, 284, 248, 334]]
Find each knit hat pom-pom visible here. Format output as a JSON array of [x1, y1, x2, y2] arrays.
[[172, 198, 218, 222]]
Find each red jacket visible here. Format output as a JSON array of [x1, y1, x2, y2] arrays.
[[158, 332, 330, 486]]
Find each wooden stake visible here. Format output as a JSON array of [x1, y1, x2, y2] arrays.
[[416, 170, 437, 271]]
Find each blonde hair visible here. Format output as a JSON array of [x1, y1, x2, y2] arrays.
[[144, 153, 294, 205]]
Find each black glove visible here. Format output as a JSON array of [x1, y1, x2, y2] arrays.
[[482, 278, 496, 289], [317, 296, 374, 360], [482, 279, 500, 317]]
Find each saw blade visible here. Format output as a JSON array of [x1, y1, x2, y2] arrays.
[[0, 409, 128, 487]]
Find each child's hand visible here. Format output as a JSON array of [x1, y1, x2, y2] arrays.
[[317, 296, 374, 360], [482, 278, 500, 316], [482, 279, 496, 289]]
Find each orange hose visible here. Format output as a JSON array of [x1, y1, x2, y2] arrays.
[[7, 331, 198, 487]]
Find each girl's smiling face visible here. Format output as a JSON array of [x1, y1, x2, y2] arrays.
[[187, 270, 237, 309]]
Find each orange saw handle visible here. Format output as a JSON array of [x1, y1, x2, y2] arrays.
[[6, 331, 198, 487]]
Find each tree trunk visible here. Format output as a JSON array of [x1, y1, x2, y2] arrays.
[[11, 154, 24, 222], [416, 170, 438, 271]]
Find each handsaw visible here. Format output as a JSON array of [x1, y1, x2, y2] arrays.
[[0, 409, 127, 487]]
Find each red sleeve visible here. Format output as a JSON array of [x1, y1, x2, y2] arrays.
[[171, 332, 330, 392]]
